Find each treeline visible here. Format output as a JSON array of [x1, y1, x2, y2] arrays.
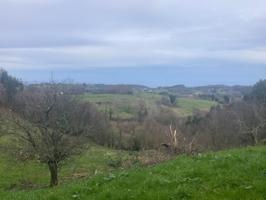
[[68, 81, 265, 153], [45, 83, 142, 95], [98, 81, 266, 152], [1, 69, 265, 153]]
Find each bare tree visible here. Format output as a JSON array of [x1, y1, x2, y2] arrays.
[[166, 124, 185, 153], [233, 102, 266, 145], [10, 85, 104, 187], [136, 100, 148, 123]]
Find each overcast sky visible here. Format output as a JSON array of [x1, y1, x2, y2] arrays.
[[1, 0, 266, 86]]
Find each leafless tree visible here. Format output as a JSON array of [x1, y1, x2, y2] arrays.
[[136, 100, 148, 123], [165, 124, 184, 153], [232, 102, 266, 145], [10, 85, 105, 187]]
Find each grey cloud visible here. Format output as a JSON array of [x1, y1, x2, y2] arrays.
[[0, 33, 110, 48], [0, 0, 266, 70]]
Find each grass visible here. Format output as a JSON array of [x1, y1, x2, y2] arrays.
[[174, 98, 216, 116], [0, 143, 135, 191], [0, 146, 265, 199], [79, 92, 162, 119], [79, 92, 216, 119]]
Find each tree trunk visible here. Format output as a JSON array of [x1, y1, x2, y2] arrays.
[[48, 160, 58, 187], [119, 129, 122, 149], [250, 130, 258, 145]]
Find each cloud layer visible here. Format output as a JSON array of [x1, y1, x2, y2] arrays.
[[1, 0, 266, 71]]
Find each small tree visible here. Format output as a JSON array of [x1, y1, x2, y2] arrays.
[[11, 85, 104, 187], [234, 103, 266, 145], [169, 94, 177, 105], [250, 79, 266, 105], [0, 68, 23, 105], [136, 100, 148, 123]]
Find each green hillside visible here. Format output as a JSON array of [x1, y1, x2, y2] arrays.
[[79, 93, 216, 119], [1, 146, 265, 200], [0, 143, 136, 191]]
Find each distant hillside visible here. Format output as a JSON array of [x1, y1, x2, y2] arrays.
[[156, 84, 252, 103], [30, 83, 251, 100]]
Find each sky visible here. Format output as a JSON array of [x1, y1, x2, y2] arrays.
[[0, 0, 266, 86]]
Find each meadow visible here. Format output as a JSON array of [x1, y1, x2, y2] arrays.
[[79, 92, 216, 119], [0, 145, 265, 199]]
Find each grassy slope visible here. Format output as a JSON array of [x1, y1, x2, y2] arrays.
[[173, 98, 216, 116], [1, 146, 265, 200], [80, 93, 216, 118], [0, 143, 134, 191], [80, 93, 163, 119]]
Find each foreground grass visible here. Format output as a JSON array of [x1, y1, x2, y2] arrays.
[[0, 144, 135, 191], [1, 146, 265, 200]]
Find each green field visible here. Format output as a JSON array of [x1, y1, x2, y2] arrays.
[[79, 92, 162, 119], [173, 98, 217, 116], [79, 93, 216, 119], [0, 146, 265, 199], [0, 143, 137, 191]]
